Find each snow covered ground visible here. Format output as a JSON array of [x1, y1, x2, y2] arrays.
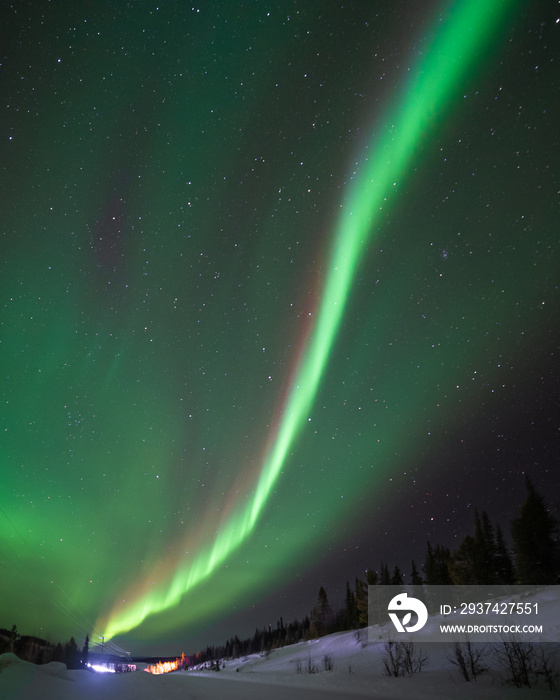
[[1, 589, 558, 699], [2, 633, 558, 699]]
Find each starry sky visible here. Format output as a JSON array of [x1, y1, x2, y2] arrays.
[[1, 0, 558, 656]]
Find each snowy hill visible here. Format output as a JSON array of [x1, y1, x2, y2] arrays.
[[1, 589, 558, 699], [2, 626, 559, 699], [186, 627, 558, 699]]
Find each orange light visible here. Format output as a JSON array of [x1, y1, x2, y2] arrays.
[[144, 655, 184, 675]]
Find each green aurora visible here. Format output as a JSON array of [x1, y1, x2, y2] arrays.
[[1, 0, 557, 654], [98, 0, 523, 642]]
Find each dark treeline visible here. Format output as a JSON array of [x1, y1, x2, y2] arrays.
[[190, 476, 559, 666], [191, 617, 312, 666], [0, 625, 84, 668]]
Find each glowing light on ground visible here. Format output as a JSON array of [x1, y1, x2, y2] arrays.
[[87, 663, 115, 674], [145, 655, 184, 674]]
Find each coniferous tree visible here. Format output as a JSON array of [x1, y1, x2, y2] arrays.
[[423, 542, 436, 584], [64, 637, 80, 669], [449, 511, 502, 584], [379, 562, 391, 585], [481, 511, 498, 566], [301, 615, 310, 640], [410, 560, 423, 586], [511, 477, 559, 584], [423, 542, 453, 584], [410, 559, 424, 603], [391, 565, 404, 586], [355, 577, 369, 627], [449, 534, 476, 584], [345, 581, 359, 629], [232, 635, 241, 658], [82, 634, 89, 666], [473, 510, 498, 583], [495, 525, 515, 584], [310, 586, 332, 637], [9, 625, 18, 653]]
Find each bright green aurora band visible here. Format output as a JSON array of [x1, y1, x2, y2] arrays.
[[100, 0, 520, 642]]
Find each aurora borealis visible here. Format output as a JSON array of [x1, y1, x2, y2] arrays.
[[1, 0, 558, 655]]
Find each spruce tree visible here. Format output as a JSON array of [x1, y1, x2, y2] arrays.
[[511, 477, 559, 584], [82, 634, 89, 666], [449, 511, 502, 584], [310, 586, 332, 637], [379, 562, 391, 585], [423, 542, 453, 584], [391, 565, 404, 586], [232, 635, 241, 658], [449, 534, 476, 584], [9, 625, 18, 653], [424, 542, 436, 583], [475, 510, 498, 583], [410, 560, 423, 586], [481, 512, 498, 563], [495, 525, 515, 584], [410, 560, 424, 602], [65, 637, 79, 669], [345, 581, 359, 629], [355, 577, 369, 627]]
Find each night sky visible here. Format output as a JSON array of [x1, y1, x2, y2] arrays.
[[1, 0, 558, 656]]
